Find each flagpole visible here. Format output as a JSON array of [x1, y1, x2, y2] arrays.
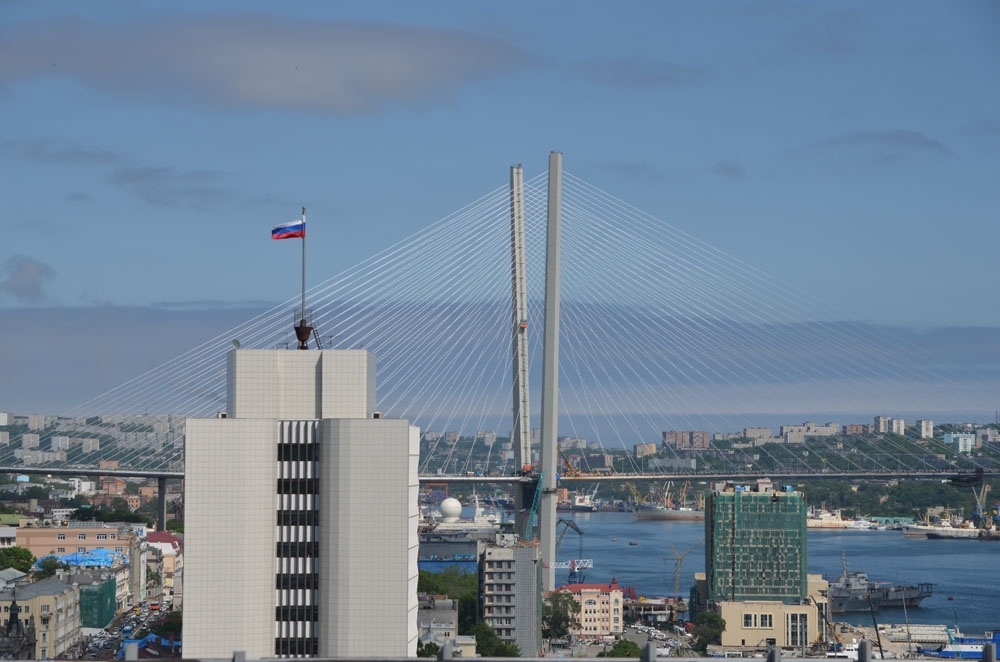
[[300, 206, 307, 323]]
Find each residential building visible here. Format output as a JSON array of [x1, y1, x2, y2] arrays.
[[184, 347, 419, 659], [944, 433, 975, 454], [890, 418, 906, 435], [704, 479, 808, 604], [917, 420, 934, 439], [146, 531, 182, 601], [874, 416, 890, 434], [479, 534, 541, 656], [558, 577, 624, 641], [0, 576, 81, 660], [780, 422, 838, 443], [662, 431, 711, 450], [57, 568, 117, 629], [633, 443, 658, 458]]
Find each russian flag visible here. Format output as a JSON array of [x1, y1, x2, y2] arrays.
[[272, 219, 305, 240]]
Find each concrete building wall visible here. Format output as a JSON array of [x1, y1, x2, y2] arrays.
[[183, 418, 278, 659], [227, 349, 375, 420], [318, 418, 419, 658]]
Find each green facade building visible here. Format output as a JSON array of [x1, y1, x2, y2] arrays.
[[704, 481, 808, 604]]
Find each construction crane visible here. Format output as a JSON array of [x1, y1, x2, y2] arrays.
[[524, 471, 544, 541], [552, 518, 592, 583], [665, 540, 702, 617], [557, 446, 584, 477]]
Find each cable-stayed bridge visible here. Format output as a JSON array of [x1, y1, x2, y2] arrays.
[[3, 161, 998, 487]]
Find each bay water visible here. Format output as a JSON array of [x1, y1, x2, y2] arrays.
[[553, 512, 999, 635]]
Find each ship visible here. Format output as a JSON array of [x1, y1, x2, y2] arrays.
[[632, 503, 705, 521], [919, 631, 1000, 659], [557, 487, 601, 512], [827, 556, 933, 613]]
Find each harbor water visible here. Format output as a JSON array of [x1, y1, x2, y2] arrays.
[[552, 512, 999, 635]]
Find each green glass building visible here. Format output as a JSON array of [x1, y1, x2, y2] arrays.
[[704, 481, 808, 604]]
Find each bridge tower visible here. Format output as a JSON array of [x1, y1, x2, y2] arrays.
[[539, 151, 563, 591], [510, 165, 535, 538]]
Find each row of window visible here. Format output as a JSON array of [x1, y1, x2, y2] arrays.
[[276, 542, 320, 558], [275, 637, 318, 656], [277, 478, 319, 495], [278, 443, 319, 461], [54, 546, 124, 554], [277, 510, 318, 526], [56, 533, 115, 540], [743, 613, 774, 628], [276, 573, 318, 589], [276, 605, 319, 621]]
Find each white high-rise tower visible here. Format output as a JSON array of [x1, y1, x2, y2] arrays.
[[183, 349, 419, 658]]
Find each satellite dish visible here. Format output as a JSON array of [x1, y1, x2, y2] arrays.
[[232, 339, 241, 349]]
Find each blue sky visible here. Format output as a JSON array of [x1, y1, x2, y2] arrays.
[[1, 1, 999, 414]]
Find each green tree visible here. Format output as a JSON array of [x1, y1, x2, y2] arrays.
[[416, 641, 440, 658], [692, 612, 726, 652], [598, 639, 642, 658], [33, 556, 69, 579], [542, 590, 580, 639], [156, 612, 182, 636], [418, 568, 479, 633], [0, 547, 35, 573], [470, 622, 520, 657], [166, 519, 184, 533], [22, 485, 49, 500]]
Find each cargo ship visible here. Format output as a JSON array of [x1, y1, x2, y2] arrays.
[[632, 503, 705, 521]]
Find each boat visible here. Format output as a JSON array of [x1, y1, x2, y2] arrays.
[[918, 631, 1000, 659], [825, 642, 860, 661], [558, 487, 601, 512], [628, 541, 638, 546], [632, 503, 704, 521], [827, 555, 933, 613], [808, 507, 850, 529]]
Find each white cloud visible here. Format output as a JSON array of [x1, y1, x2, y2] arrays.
[[0, 16, 534, 115]]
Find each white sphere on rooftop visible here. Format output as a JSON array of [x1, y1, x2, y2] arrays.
[[440, 497, 462, 522]]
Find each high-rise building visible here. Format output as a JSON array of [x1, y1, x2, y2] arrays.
[[184, 349, 419, 659], [704, 479, 808, 604], [479, 534, 541, 656], [917, 419, 934, 439]]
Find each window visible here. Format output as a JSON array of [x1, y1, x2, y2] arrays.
[[743, 613, 756, 628], [115, 547, 123, 553], [57, 547, 65, 553], [78, 533, 86, 540], [41, 605, 49, 614], [78, 547, 86, 553], [57, 534, 65, 540], [760, 614, 773, 628], [97, 534, 108, 540]]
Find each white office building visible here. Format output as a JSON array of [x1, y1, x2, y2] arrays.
[[184, 349, 419, 659]]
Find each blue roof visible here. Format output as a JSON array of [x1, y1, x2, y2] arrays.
[[34, 548, 128, 569]]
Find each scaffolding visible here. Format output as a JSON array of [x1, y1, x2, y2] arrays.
[[705, 484, 808, 604]]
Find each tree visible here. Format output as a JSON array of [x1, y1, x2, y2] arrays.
[[416, 641, 440, 658], [418, 568, 479, 633], [0, 547, 35, 573], [692, 612, 726, 652], [542, 590, 580, 639], [470, 622, 520, 657], [33, 556, 69, 579], [166, 519, 184, 533], [598, 639, 642, 658]]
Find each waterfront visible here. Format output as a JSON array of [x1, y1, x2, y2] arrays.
[[553, 512, 999, 635]]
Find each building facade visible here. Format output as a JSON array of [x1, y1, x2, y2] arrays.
[[560, 578, 624, 641], [0, 576, 81, 660], [917, 419, 934, 439], [704, 480, 808, 604], [479, 535, 541, 656], [183, 348, 419, 659]]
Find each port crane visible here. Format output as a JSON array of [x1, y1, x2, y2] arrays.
[[551, 518, 592, 584], [665, 540, 702, 619]]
